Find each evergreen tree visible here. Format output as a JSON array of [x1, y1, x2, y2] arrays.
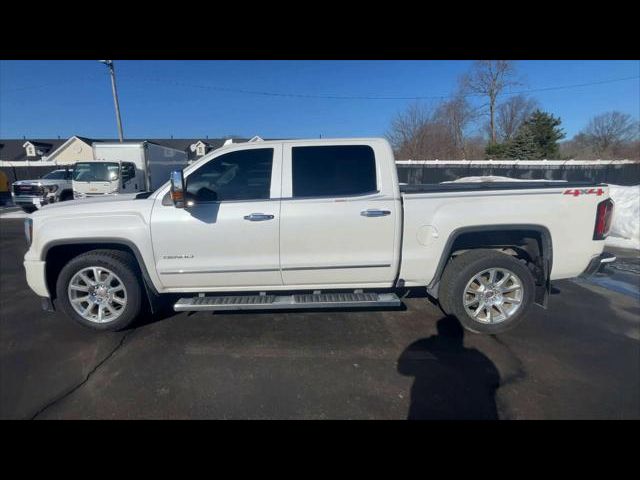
[[485, 109, 566, 159], [520, 110, 565, 158], [485, 142, 509, 159], [505, 126, 539, 159]]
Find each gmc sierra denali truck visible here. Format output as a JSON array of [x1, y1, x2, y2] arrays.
[[12, 168, 74, 212], [23, 138, 615, 334]]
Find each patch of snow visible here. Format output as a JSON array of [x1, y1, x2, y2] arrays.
[[0, 210, 29, 219], [607, 184, 640, 251], [442, 175, 567, 183], [605, 236, 640, 250]]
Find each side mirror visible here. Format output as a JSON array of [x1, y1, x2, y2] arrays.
[[170, 170, 185, 208]]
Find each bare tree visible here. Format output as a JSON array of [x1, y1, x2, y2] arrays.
[[582, 111, 639, 156], [464, 136, 488, 159], [460, 60, 521, 144], [388, 101, 469, 159], [387, 102, 433, 159], [434, 94, 477, 158], [388, 97, 488, 159], [387, 101, 426, 158], [496, 94, 539, 142]]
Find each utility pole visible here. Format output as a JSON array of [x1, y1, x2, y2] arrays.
[[99, 60, 124, 142]]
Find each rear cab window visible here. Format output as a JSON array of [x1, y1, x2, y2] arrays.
[[291, 145, 377, 198]]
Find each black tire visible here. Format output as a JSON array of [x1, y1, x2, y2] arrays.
[[56, 249, 143, 331], [21, 205, 37, 213], [59, 190, 73, 202], [438, 249, 535, 334]]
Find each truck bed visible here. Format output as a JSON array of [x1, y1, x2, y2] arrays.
[[398, 179, 608, 286]]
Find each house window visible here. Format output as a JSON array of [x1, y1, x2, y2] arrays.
[[26, 144, 36, 157], [196, 143, 206, 156]]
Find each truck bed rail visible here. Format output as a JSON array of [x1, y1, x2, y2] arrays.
[[400, 181, 605, 194]]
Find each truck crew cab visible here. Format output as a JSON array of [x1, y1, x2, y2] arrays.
[[23, 138, 615, 334]]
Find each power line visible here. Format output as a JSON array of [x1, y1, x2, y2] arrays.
[[4, 72, 638, 101], [125, 74, 640, 101], [2, 74, 105, 92]]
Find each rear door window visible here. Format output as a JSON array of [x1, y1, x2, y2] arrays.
[[292, 145, 377, 198]]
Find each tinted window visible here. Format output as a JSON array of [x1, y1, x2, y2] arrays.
[[43, 170, 68, 180], [121, 162, 136, 183], [186, 148, 273, 202], [292, 145, 377, 198]]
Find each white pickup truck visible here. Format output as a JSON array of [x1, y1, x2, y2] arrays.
[[23, 138, 615, 334], [12, 168, 74, 212]]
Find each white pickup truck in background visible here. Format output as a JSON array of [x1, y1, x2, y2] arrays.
[[23, 138, 615, 334], [12, 168, 74, 213]]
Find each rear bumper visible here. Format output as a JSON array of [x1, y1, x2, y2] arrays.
[[580, 252, 616, 278]]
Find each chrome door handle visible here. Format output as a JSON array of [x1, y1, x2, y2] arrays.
[[244, 213, 274, 221], [361, 209, 391, 217]]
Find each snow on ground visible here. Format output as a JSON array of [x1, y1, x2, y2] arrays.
[[443, 175, 567, 183], [607, 184, 640, 251], [444, 177, 640, 251], [0, 208, 29, 219]]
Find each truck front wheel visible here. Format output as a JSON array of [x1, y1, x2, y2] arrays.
[[56, 250, 142, 331], [59, 190, 74, 202], [438, 249, 535, 334]]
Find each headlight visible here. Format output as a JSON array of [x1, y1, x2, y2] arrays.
[[24, 218, 33, 247]]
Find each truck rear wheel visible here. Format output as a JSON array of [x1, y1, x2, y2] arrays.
[[56, 250, 142, 331], [438, 249, 535, 334]]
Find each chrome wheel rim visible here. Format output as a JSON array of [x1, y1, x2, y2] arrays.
[[463, 268, 523, 324], [67, 266, 127, 323]]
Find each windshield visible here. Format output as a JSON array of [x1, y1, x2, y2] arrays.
[[43, 170, 69, 180], [72, 162, 119, 182]]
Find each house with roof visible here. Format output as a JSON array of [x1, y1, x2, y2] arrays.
[[0, 136, 260, 166], [41, 136, 95, 164], [0, 138, 67, 163]]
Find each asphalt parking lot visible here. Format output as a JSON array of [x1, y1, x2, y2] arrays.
[[1, 216, 638, 419]]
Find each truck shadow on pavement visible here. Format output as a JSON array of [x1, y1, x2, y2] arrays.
[[397, 316, 500, 420]]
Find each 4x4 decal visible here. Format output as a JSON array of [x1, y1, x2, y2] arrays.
[[563, 188, 604, 197]]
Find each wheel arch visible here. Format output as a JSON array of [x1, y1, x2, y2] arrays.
[[428, 224, 553, 307], [42, 238, 159, 308]]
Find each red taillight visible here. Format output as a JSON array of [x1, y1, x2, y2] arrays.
[[593, 198, 614, 240]]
